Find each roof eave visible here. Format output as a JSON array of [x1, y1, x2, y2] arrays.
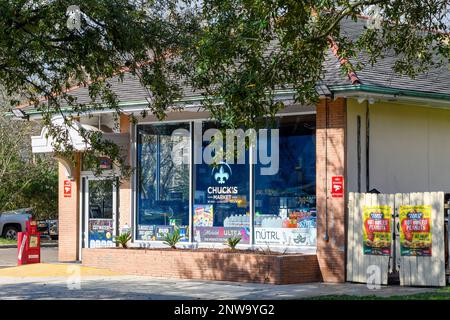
[[330, 84, 450, 102], [7, 89, 330, 120]]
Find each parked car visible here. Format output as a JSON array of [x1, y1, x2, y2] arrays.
[[37, 219, 58, 240], [0, 208, 33, 240]]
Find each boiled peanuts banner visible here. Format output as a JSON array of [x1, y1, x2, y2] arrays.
[[399, 205, 432, 256], [363, 205, 392, 256]]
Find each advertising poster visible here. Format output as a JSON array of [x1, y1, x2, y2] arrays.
[[29, 235, 38, 248], [137, 224, 155, 241], [155, 225, 174, 239], [295, 211, 317, 229], [255, 227, 316, 246], [137, 224, 189, 242], [193, 226, 250, 244], [363, 206, 392, 255], [88, 219, 114, 248], [399, 205, 432, 256], [193, 205, 214, 227]]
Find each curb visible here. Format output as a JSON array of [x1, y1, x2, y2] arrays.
[[0, 243, 58, 249]]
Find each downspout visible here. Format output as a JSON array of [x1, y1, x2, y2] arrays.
[[365, 101, 370, 192], [357, 115, 361, 193], [324, 97, 330, 242]]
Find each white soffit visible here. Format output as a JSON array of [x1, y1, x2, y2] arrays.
[[31, 117, 98, 153]]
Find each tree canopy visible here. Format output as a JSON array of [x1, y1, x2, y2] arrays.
[[0, 90, 58, 219], [0, 0, 448, 174]]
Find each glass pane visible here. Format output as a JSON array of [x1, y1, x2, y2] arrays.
[[193, 122, 250, 244], [89, 180, 113, 219], [136, 123, 190, 241], [254, 115, 317, 247], [88, 179, 114, 248]]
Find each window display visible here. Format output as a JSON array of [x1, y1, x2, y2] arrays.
[[135, 115, 316, 247], [193, 122, 250, 243], [254, 115, 317, 246], [136, 123, 190, 241]]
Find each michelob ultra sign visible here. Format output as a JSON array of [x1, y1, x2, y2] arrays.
[[363, 206, 392, 256], [399, 205, 432, 256]]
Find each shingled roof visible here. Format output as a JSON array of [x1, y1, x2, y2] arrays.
[[340, 17, 450, 97], [16, 16, 450, 115]]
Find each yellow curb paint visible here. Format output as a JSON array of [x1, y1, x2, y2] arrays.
[[0, 263, 122, 278]]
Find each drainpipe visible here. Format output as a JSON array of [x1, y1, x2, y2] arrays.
[[365, 100, 370, 192], [324, 97, 330, 242], [357, 115, 361, 193]]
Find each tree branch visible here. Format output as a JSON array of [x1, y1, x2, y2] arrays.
[[313, 0, 387, 40]]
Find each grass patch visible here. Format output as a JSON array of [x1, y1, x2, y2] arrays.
[[307, 288, 450, 300], [0, 237, 17, 246]]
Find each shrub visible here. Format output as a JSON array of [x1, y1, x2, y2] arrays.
[[162, 229, 182, 249], [225, 237, 241, 250], [114, 232, 132, 249]]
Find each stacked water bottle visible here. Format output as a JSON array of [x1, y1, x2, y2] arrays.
[[260, 216, 288, 228], [223, 214, 250, 227]]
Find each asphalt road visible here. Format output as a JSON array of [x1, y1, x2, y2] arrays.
[[0, 246, 58, 267]]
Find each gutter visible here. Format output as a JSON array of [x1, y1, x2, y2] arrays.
[[329, 84, 450, 102], [5, 89, 309, 119], [7, 84, 449, 119]]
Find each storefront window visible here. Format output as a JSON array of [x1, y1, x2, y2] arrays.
[[254, 115, 317, 247], [193, 122, 251, 244], [136, 123, 190, 241], [134, 115, 316, 248]]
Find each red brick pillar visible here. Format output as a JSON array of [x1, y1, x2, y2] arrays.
[[58, 153, 81, 261], [316, 98, 346, 282], [118, 114, 131, 230]]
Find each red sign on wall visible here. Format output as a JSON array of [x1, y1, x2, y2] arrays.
[[331, 176, 344, 198], [64, 180, 72, 198]]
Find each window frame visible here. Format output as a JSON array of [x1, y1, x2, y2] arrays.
[[132, 112, 317, 251], [134, 121, 192, 243]]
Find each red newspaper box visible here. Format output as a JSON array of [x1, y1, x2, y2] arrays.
[[17, 220, 41, 265]]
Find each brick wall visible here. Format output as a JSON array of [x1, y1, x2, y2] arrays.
[[58, 114, 132, 261], [61, 103, 347, 282], [82, 248, 321, 284], [316, 98, 347, 282], [58, 154, 81, 261], [118, 114, 132, 229]]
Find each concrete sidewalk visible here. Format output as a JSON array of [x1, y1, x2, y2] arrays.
[[0, 263, 442, 300]]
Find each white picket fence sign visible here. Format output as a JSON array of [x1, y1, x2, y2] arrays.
[[347, 192, 446, 287]]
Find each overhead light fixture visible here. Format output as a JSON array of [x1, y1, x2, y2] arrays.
[[12, 108, 29, 120]]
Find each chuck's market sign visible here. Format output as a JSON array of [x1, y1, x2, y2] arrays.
[[363, 206, 392, 256], [399, 205, 432, 256]]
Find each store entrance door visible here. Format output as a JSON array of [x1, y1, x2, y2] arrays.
[[83, 178, 117, 249]]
